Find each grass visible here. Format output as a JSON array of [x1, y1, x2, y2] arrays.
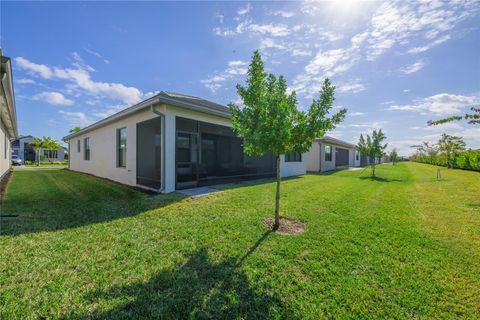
[[0, 163, 479, 319]]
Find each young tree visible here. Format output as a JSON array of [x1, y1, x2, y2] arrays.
[[411, 141, 438, 164], [356, 129, 387, 177], [428, 106, 480, 126], [389, 148, 398, 165], [229, 50, 346, 230], [437, 134, 466, 168]]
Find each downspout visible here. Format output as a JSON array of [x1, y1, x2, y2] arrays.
[[150, 105, 166, 193], [67, 141, 70, 170]]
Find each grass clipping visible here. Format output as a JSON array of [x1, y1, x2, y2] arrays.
[[262, 217, 306, 235]]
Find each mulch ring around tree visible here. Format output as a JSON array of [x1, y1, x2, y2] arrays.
[[262, 217, 306, 235]]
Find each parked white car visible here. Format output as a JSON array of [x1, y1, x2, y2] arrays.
[[11, 155, 22, 166]]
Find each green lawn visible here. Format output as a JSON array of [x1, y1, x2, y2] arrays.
[[1, 163, 479, 319]]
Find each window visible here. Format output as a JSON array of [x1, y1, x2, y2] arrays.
[[356, 151, 359, 161], [43, 150, 58, 158], [285, 151, 302, 162], [84, 137, 90, 160], [117, 127, 127, 167], [325, 145, 332, 161], [77, 140, 81, 152]]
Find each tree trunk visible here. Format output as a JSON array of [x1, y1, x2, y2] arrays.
[[372, 163, 376, 177], [273, 155, 281, 230]]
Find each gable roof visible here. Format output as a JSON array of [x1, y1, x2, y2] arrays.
[[315, 136, 356, 149], [63, 91, 230, 140], [160, 92, 229, 115]]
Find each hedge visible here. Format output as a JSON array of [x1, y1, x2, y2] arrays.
[[24, 161, 68, 166], [411, 149, 480, 171]]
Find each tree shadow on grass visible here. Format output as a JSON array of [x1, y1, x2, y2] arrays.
[[75, 231, 294, 319], [359, 176, 404, 183], [0, 169, 186, 236]]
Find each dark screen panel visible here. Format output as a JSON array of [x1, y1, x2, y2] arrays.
[[335, 148, 349, 167], [137, 117, 162, 189], [176, 117, 275, 188]]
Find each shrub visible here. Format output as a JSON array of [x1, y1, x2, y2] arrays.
[[412, 149, 480, 171]]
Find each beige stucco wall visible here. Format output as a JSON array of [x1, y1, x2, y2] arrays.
[[306, 142, 320, 172], [0, 118, 12, 179], [306, 141, 360, 172]]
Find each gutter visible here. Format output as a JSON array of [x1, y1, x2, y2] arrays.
[[0, 56, 18, 139], [149, 104, 166, 193]]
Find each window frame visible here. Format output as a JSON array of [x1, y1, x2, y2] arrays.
[[84, 137, 90, 160], [325, 145, 332, 162], [117, 127, 127, 168], [285, 151, 302, 162], [77, 140, 81, 152]]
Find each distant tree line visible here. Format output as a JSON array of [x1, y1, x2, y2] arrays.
[[411, 134, 480, 171]]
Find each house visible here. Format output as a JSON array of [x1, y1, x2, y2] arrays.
[[306, 136, 361, 172], [0, 52, 18, 182], [11, 135, 68, 162], [63, 92, 307, 193]]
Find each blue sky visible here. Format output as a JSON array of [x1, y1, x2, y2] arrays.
[[2, 1, 479, 154]]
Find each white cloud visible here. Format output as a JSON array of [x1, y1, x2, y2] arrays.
[[16, 78, 36, 84], [201, 60, 248, 93], [349, 112, 365, 117], [32, 91, 74, 106], [59, 111, 93, 127], [248, 23, 290, 37], [407, 35, 451, 54], [358, 1, 477, 59], [237, 3, 252, 16], [389, 93, 479, 115], [423, 122, 464, 131], [381, 100, 395, 105], [92, 104, 129, 119], [84, 48, 110, 64], [15, 56, 144, 105], [213, 20, 290, 37], [293, 48, 358, 95], [291, 49, 312, 57], [15, 57, 54, 78], [337, 80, 366, 94], [389, 126, 480, 156], [72, 51, 95, 72], [350, 120, 388, 130], [400, 59, 426, 74], [259, 38, 286, 50], [272, 10, 295, 18]]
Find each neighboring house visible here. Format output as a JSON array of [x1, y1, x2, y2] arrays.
[[63, 92, 307, 193], [306, 136, 361, 172], [0, 52, 18, 182], [11, 135, 67, 162]]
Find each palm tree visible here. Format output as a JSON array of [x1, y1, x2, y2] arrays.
[[30, 137, 44, 166], [41, 136, 62, 163]]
